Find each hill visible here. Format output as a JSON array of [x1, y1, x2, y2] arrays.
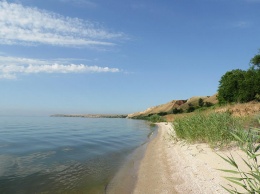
[[128, 94, 218, 118]]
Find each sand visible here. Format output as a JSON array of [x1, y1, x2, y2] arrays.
[[133, 122, 248, 194]]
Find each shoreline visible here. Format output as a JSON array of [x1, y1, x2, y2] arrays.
[[133, 123, 179, 193], [133, 122, 245, 194], [106, 125, 158, 194]]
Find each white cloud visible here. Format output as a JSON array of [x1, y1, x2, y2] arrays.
[[0, 56, 120, 79], [0, 1, 124, 47]]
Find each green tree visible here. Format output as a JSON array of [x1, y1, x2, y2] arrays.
[[198, 98, 204, 107], [217, 69, 245, 104], [250, 53, 260, 69], [205, 102, 213, 107], [238, 69, 257, 102], [217, 51, 260, 103], [172, 108, 184, 114], [187, 103, 195, 113], [172, 108, 179, 114]]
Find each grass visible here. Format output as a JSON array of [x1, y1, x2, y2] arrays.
[[131, 114, 166, 123], [173, 112, 243, 147], [173, 110, 260, 192], [218, 119, 260, 193], [147, 114, 166, 123]]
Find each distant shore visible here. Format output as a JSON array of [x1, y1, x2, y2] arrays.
[[51, 114, 128, 118], [131, 123, 244, 194]]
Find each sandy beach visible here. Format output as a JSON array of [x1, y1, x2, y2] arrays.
[[133, 122, 247, 194]]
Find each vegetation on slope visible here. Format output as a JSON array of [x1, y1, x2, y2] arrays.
[[173, 112, 243, 147], [217, 51, 260, 104], [131, 114, 166, 123], [218, 120, 260, 193], [171, 51, 260, 193], [129, 51, 260, 192]]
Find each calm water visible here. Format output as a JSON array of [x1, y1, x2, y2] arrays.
[[0, 116, 153, 194]]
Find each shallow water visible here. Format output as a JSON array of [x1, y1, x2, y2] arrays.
[[0, 116, 153, 194]]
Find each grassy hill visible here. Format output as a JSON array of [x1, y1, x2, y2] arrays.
[[128, 94, 218, 118], [128, 93, 260, 124]]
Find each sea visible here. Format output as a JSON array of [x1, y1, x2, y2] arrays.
[[0, 116, 155, 194]]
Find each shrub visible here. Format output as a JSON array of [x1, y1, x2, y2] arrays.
[[172, 108, 183, 114], [173, 113, 242, 147], [187, 105, 196, 113], [198, 98, 204, 107], [148, 114, 166, 123], [205, 102, 213, 107], [157, 112, 168, 116]]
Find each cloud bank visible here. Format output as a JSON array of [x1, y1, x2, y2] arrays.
[[0, 1, 124, 47], [0, 56, 120, 79]]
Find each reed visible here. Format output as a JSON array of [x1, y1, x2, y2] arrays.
[[218, 119, 260, 193], [173, 112, 242, 147]]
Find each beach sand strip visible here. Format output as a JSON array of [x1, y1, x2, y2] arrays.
[[133, 122, 247, 194]]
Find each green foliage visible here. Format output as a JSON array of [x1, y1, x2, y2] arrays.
[[132, 114, 166, 123], [250, 54, 260, 69], [217, 69, 260, 104], [132, 115, 149, 120], [217, 69, 244, 103], [157, 112, 168, 116], [187, 103, 196, 113], [255, 94, 260, 102], [172, 108, 183, 114], [173, 113, 242, 147], [205, 101, 213, 107], [218, 119, 260, 193], [198, 98, 204, 107], [147, 114, 166, 123], [217, 51, 260, 104]]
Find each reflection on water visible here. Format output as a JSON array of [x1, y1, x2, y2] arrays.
[[0, 117, 152, 194]]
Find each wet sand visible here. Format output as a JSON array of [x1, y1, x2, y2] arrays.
[[106, 127, 158, 194]]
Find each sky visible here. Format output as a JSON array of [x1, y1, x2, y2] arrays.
[[0, 0, 260, 116]]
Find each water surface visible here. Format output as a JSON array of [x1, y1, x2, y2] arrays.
[[0, 116, 153, 194]]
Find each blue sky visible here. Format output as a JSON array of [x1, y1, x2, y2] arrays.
[[0, 0, 260, 116]]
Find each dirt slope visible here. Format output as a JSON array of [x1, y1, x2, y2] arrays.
[[128, 94, 218, 118]]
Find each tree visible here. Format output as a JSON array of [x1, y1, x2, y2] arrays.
[[172, 108, 184, 114], [172, 108, 179, 114], [187, 103, 195, 113], [217, 69, 245, 104], [205, 102, 213, 107], [198, 98, 204, 107], [218, 50, 260, 104], [250, 53, 260, 69], [238, 69, 257, 102]]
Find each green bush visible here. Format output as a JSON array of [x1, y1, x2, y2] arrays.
[[205, 102, 213, 107], [172, 108, 183, 114], [148, 114, 166, 123], [198, 98, 204, 107], [157, 112, 168, 116], [173, 113, 242, 147], [187, 105, 196, 113], [132, 114, 166, 123]]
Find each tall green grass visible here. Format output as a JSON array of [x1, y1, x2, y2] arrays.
[[173, 112, 243, 147], [147, 114, 166, 123], [173, 112, 260, 192], [218, 120, 260, 193]]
